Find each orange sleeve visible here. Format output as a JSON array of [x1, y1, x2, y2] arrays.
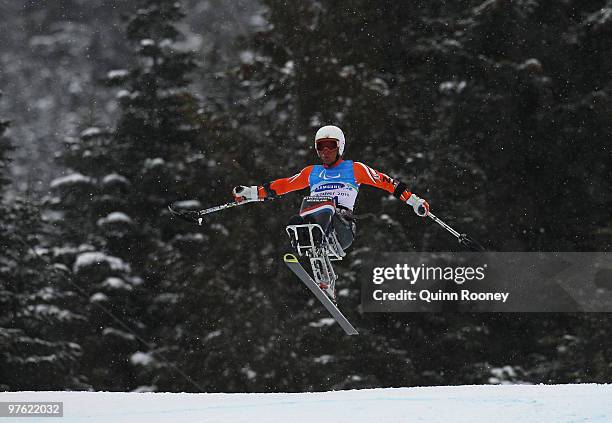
[[257, 166, 314, 198], [353, 162, 412, 201]]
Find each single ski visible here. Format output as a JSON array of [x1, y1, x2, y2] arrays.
[[283, 253, 358, 335]]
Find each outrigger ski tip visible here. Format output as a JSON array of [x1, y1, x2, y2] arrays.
[[167, 205, 204, 225], [167, 198, 264, 226]]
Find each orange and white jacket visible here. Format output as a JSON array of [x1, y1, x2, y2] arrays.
[[257, 159, 412, 211]]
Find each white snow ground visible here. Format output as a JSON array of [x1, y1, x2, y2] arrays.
[[1, 384, 610, 423]]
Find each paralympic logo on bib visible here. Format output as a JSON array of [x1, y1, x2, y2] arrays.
[[319, 170, 341, 180]]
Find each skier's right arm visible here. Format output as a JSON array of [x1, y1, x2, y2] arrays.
[[233, 166, 313, 202]]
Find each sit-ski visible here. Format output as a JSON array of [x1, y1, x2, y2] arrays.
[[284, 196, 358, 335]]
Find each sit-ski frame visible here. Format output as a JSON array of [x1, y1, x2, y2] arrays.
[[285, 223, 345, 291]]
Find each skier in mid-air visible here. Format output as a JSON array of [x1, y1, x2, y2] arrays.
[[168, 125, 470, 334], [232, 125, 430, 253]]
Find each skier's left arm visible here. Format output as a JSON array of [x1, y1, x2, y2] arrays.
[[353, 162, 429, 217]]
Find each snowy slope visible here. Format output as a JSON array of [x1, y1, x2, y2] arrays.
[[1, 384, 610, 423]]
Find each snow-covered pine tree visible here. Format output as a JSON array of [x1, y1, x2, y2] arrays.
[[47, 123, 145, 390], [110, 0, 281, 392], [48, 0, 236, 391], [0, 92, 85, 390]]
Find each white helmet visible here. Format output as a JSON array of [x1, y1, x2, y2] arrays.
[[315, 125, 345, 155]]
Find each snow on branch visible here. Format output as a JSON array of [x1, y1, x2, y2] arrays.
[[73, 252, 131, 274], [50, 173, 94, 189]]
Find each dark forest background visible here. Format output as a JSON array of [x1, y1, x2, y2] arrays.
[[1, 0, 611, 392]]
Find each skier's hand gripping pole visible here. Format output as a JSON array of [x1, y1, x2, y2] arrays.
[[232, 185, 260, 203], [406, 193, 430, 217], [427, 211, 486, 251]]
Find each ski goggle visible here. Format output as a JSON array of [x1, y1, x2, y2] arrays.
[[315, 139, 339, 151]]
